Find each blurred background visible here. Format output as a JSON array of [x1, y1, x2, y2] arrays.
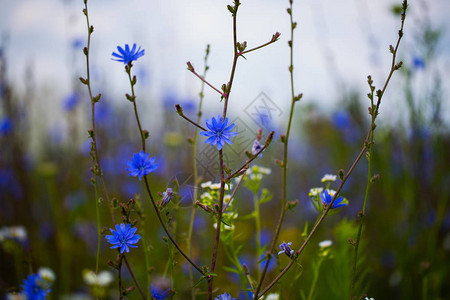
[[1, 0, 449, 299]]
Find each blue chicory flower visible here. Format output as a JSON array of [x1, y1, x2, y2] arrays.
[[21, 273, 51, 300], [321, 189, 347, 209], [105, 223, 141, 253], [278, 241, 294, 258], [151, 283, 171, 300], [126, 151, 158, 181], [200, 115, 238, 150], [215, 292, 236, 300], [112, 43, 145, 64]]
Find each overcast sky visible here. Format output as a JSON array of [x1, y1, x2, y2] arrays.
[[1, 0, 449, 127]]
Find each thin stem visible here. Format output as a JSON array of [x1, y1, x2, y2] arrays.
[[208, 150, 226, 299], [143, 177, 204, 274], [94, 182, 101, 274], [258, 141, 369, 298], [350, 2, 407, 297], [222, 172, 245, 213], [188, 65, 223, 96], [126, 67, 146, 151], [175, 105, 207, 131], [222, 2, 240, 119], [118, 256, 123, 300], [226, 132, 274, 181], [188, 43, 210, 300], [240, 36, 280, 56], [306, 259, 323, 300], [123, 256, 147, 299], [254, 1, 298, 296], [207, 2, 241, 298], [82, 0, 116, 277], [254, 191, 262, 278]]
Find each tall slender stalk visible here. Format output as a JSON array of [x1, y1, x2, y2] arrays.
[[81, 0, 116, 277], [182, 1, 279, 297], [254, 0, 301, 296], [350, 2, 407, 298], [253, 191, 262, 278], [257, 3, 407, 297], [207, 1, 242, 297], [187, 44, 210, 300]]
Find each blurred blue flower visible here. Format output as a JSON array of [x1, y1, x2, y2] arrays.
[[105, 223, 141, 253], [332, 110, 351, 130], [63, 92, 80, 111], [21, 273, 51, 300], [151, 283, 171, 299], [278, 241, 294, 258], [215, 292, 236, 300], [126, 151, 158, 181], [321, 190, 347, 209], [412, 56, 425, 70], [0, 169, 23, 200], [112, 44, 145, 64], [0, 117, 13, 135], [71, 38, 84, 50], [200, 116, 238, 150]]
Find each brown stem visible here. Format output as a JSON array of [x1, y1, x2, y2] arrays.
[[123, 256, 147, 299], [257, 142, 369, 298]]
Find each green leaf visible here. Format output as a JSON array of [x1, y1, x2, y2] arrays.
[[222, 266, 240, 274], [260, 188, 273, 204]]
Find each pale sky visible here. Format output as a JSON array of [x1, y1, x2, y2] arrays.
[[1, 0, 449, 127]]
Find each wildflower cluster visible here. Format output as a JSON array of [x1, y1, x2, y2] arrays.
[[83, 269, 114, 298], [241, 165, 272, 194], [198, 181, 237, 230], [0, 225, 27, 243], [309, 174, 348, 213]]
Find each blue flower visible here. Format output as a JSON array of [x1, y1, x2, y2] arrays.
[[21, 273, 51, 300], [127, 151, 158, 181], [0, 117, 13, 136], [161, 188, 174, 207], [63, 92, 80, 111], [200, 115, 238, 150], [151, 283, 171, 299], [112, 43, 145, 64], [412, 56, 425, 70], [252, 139, 263, 159], [105, 223, 141, 253], [215, 293, 236, 300], [321, 190, 347, 209], [278, 241, 294, 258]]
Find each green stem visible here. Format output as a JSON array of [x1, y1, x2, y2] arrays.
[[254, 1, 298, 297], [350, 2, 407, 297], [82, 1, 116, 278], [94, 181, 101, 274], [307, 259, 323, 300], [254, 192, 261, 278], [188, 44, 210, 300]]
